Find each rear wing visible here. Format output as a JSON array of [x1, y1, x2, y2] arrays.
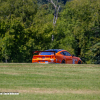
[[33, 51, 56, 55]]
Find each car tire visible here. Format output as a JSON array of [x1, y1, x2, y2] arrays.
[[61, 60, 65, 64], [78, 61, 81, 64]]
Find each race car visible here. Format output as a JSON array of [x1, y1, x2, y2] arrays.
[[32, 49, 82, 64]]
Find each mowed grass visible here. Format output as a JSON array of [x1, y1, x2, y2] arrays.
[[0, 63, 100, 100]]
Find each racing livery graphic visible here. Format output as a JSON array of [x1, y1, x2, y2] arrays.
[[32, 49, 82, 64]]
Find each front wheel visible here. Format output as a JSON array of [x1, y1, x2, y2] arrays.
[[78, 60, 81, 64]]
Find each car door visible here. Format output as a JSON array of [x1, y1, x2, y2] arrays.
[[63, 51, 72, 64], [56, 52, 65, 63]]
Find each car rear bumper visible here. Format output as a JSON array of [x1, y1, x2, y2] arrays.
[[33, 62, 55, 64], [32, 58, 56, 64]]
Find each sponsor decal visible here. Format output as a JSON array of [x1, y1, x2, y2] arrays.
[[73, 59, 77, 64], [50, 59, 54, 62]]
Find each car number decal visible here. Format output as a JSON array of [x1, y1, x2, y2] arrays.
[[73, 59, 77, 64]]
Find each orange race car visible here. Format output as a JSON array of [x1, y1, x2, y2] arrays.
[[32, 49, 82, 64]]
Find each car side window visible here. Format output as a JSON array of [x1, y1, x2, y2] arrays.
[[64, 51, 71, 56], [60, 52, 65, 55]]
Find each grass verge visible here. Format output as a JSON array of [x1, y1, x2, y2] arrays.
[[0, 63, 100, 100]]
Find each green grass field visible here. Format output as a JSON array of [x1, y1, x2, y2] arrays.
[[0, 63, 100, 100]]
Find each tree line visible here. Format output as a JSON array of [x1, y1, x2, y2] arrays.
[[0, 0, 100, 63]]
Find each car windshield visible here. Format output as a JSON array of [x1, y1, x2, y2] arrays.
[[39, 52, 54, 55]]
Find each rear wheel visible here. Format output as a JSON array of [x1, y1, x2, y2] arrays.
[[61, 60, 65, 64]]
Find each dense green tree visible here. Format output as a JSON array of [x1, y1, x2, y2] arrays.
[[0, 0, 38, 62], [57, 0, 100, 63], [31, 6, 54, 50]]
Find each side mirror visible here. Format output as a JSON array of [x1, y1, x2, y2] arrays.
[[72, 55, 75, 57]]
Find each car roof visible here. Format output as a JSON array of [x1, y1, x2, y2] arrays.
[[45, 49, 63, 53]]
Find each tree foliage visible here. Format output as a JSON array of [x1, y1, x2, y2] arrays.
[[57, 0, 100, 63], [0, 0, 100, 63], [0, 0, 38, 62]]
